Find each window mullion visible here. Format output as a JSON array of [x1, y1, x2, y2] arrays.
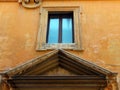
[[58, 16, 62, 43]]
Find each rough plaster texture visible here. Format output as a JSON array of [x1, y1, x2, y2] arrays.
[[0, 0, 120, 89], [0, 3, 49, 71]]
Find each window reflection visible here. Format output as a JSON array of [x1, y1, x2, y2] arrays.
[[62, 18, 73, 43], [48, 19, 59, 43], [47, 12, 74, 44]]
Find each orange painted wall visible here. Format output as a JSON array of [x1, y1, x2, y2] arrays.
[[0, 0, 120, 88]]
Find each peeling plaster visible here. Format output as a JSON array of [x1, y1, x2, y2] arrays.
[[91, 45, 100, 54]]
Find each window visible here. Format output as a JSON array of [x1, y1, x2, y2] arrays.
[[36, 7, 83, 50], [47, 12, 74, 44]]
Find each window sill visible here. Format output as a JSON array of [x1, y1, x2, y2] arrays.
[[36, 43, 84, 51]]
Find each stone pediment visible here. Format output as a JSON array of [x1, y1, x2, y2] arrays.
[[0, 49, 117, 89], [3, 49, 114, 76]]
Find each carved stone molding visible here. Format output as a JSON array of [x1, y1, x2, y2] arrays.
[[106, 74, 119, 90], [36, 6, 84, 51], [18, 0, 42, 9]]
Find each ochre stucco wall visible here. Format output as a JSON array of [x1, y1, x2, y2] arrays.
[[0, 0, 120, 89]]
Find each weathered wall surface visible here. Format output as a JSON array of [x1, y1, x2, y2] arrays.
[[0, 3, 49, 71], [0, 0, 120, 89]]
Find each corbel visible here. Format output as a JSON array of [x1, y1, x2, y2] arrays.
[[106, 74, 119, 90], [18, 0, 42, 9], [0, 74, 10, 90]]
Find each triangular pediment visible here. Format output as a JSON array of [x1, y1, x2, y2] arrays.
[[2, 49, 117, 88], [2, 49, 115, 77]]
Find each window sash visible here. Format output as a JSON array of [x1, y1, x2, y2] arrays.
[[47, 13, 74, 43]]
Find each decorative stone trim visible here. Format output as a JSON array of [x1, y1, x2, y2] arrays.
[[36, 6, 83, 51], [105, 74, 119, 90], [38, 43, 77, 50], [18, 0, 42, 9]]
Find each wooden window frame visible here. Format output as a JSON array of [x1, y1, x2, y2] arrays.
[[36, 6, 83, 50], [46, 12, 74, 43]]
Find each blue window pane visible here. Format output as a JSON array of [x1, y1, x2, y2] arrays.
[[48, 19, 59, 43], [62, 18, 73, 43]]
